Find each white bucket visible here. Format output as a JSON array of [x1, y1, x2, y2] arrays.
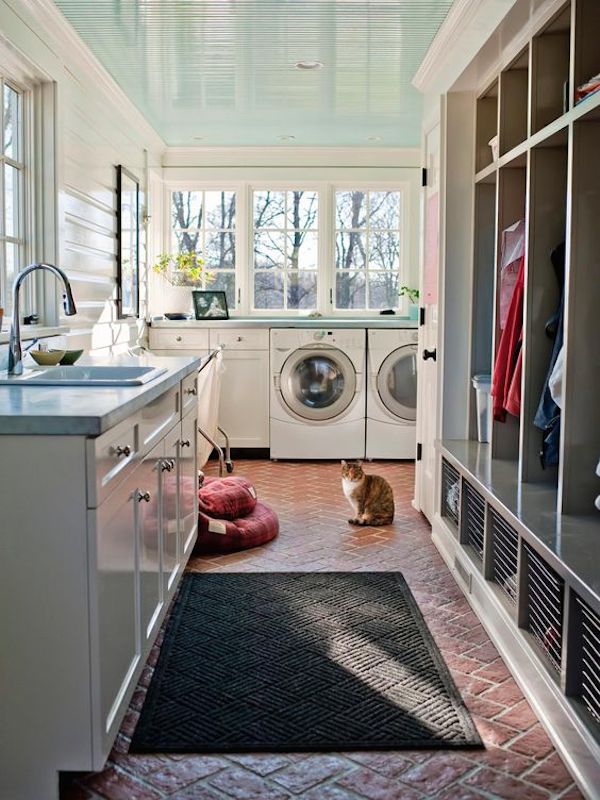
[[472, 374, 492, 443]]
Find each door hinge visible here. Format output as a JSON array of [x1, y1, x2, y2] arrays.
[[419, 306, 426, 326], [416, 442, 422, 461], [421, 167, 428, 187]]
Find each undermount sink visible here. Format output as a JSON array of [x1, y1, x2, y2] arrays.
[[0, 365, 168, 386]]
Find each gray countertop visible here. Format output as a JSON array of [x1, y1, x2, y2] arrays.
[[0, 354, 203, 436], [149, 316, 419, 330]]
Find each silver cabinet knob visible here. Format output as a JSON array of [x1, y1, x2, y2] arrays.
[[137, 490, 151, 503], [184, 386, 197, 396], [181, 439, 191, 448], [161, 460, 173, 472], [114, 445, 131, 457], [236, 335, 243, 342], [175, 336, 182, 342]]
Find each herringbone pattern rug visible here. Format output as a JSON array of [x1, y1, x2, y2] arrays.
[[131, 572, 481, 752]]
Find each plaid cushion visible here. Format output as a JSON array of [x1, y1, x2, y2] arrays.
[[195, 501, 279, 553], [198, 476, 258, 520]]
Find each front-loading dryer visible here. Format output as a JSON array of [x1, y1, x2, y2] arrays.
[[366, 328, 418, 459], [270, 328, 366, 459]]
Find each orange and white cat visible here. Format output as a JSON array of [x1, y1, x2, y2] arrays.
[[341, 460, 394, 526]]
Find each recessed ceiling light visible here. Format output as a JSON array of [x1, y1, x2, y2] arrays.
[[367, 135, 382, 142], [278, 134, 296, 142], [294, 60, 324, 70]]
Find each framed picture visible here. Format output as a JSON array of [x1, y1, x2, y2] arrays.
[[116, 165, 140, 318], [192, 290, 229, 320]]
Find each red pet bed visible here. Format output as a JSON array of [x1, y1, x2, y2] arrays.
[[199, 475, 258, 520]]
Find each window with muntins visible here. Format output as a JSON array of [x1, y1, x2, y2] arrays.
[[253, 190, 318, 311], [1, 79, 25, 320], [171, 190, 236, 309], [335, 190, 402, 311]]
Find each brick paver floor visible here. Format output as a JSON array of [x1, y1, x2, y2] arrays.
[[62, 460, 583, 800]]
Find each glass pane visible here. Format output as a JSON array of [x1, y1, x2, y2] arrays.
[[254, 231, 285, 269], [369, 230, 400, 271], [204, 230, 235, 269], [293, 356, 345, 408], [287, 231, 318, 270], [287, 190, 318, 230], [287, 271, 317, 309], [207, 272, 235, 310], [3, 85, 19, 160], [254, 190, 285, 229], [368, 271, 399, 309], [172, 191, 203, 229], [387, 351, 417, 411], [335, 190, 367, 230], [335, 232, 366, 270], [336, 271, 366, 309], [254, 271, 284, 309], [369, 191, 401, 229], [173, 229, 202, 255], [5, 241, 17, 294], [4, 163, 19, 238], [204, 191, 236, 229]]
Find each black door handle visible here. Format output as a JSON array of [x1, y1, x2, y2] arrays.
[[423, 349, 437, 362]]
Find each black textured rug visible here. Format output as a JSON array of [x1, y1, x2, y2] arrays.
[[130, 572, 482, 752]]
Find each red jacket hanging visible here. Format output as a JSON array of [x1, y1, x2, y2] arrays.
[[492, 255, 525, 421]]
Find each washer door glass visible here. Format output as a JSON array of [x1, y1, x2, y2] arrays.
[[280, 348, 357, 421], [377, 345, 417, 421]]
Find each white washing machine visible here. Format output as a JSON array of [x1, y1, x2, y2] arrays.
[[270, 328, 366, 459], [366, 328, 418, 459]]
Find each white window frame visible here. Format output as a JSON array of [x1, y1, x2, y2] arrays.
[[163, 180, 410, 318]]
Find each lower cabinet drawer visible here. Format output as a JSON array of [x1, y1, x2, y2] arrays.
[[138, 386, 180, 454], [87, 416, 139, 508], [149, 328, 209, 351], [209, 328, 269, 350]]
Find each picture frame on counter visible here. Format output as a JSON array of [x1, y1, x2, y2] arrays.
[[192, 290, 229, 320], [116, 165, 140, 319]]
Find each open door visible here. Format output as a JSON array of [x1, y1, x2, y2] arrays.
[[415, 123, 441, 522]]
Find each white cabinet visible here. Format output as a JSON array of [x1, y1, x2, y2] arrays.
[[179, 411, 199, 558], [218, 348, 270, 447]]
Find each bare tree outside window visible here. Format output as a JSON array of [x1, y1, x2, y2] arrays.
[[171, 190, 236, 307], [253, 190, 318, 310], [335, 190, 402, 310]]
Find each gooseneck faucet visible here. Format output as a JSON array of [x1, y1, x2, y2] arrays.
[[8, 263, 77, 375]]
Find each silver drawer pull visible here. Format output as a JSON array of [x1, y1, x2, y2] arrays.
[[137, 490, 151, 503], [114, 445, 131, 458], [175, 336, 183, 342], [236, 335, 243, 342], [181, 439, 191, 448], [184, 386, 197, 396], [161, 460, 173, 472]]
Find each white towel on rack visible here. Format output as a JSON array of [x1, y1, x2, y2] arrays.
[[196, 350, 225, 469]]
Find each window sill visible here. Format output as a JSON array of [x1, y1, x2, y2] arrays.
[[0, 325, 70, 345]]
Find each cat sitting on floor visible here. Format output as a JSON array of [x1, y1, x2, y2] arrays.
[[341, 460, 395, 526]]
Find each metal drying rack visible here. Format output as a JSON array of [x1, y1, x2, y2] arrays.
[[196, 346, 233, 476]]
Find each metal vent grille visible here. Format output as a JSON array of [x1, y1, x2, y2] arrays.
[[490, 509, 519, 605], [462, 481, 485, 561], [576, 595, 600, 724], [525, 545, 564, 672], [441, 458, 460, 528]]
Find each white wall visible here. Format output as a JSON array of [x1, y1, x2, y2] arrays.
[[0, 0, 165, 355]]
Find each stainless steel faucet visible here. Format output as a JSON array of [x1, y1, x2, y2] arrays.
[[7, 263, 77, 375]]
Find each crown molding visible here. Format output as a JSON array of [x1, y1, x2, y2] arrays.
[[413, 0, 518, 95], [4, 0, 165, 154], [163, 146, 421, 169]]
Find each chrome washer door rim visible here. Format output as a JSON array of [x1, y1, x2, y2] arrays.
[[376, 344, 417, 421], [280, 347, 357, 421]]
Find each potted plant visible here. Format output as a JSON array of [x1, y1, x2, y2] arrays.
[[399, 285, 420, 320], [151, 251, 213, 315]]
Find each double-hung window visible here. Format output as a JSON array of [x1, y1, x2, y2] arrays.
[[1, 78, 25, 320], [253, 190, 318, 311], [171, 190, 236, 308], [335, 190, 402, 311]]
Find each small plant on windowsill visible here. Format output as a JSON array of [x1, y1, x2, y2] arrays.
[[398, 285, 420, 320], [153, 251, 214, 287]]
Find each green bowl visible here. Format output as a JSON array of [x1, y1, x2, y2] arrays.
[[30, 349, 66, 366], [56, 349, 84, 365]]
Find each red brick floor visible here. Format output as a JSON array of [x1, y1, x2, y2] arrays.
[[62, 460, 583, 800]]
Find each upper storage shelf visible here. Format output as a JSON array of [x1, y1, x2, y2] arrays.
[[499, 47, 529, 156], [531, 4, 571, 134]]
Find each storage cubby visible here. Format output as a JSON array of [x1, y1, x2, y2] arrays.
[[476, 81, 499, 172], [441, 458, 460, 530], [574, 594, 600, 724], [499, 47, 530, 155], [574, 0, 600, 107], [520, 134, 568, 485], [490, 509, 518, 605], [531, 4, 571, 131], [523, 544, 564, 673], [460, 480, 485, 563]]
